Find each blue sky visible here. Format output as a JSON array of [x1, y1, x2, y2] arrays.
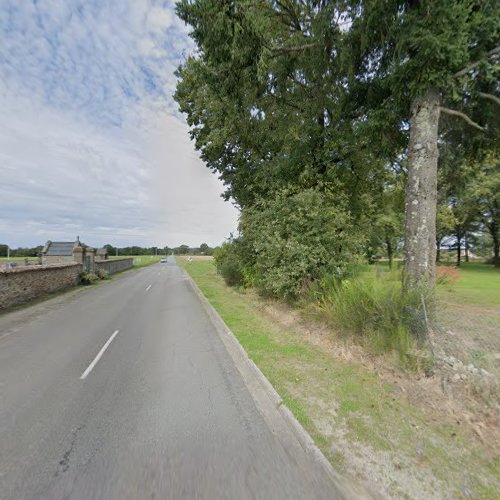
[[0, 0, 238, 248]]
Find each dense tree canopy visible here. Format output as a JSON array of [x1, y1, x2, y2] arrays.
[[175, 0, 500, 296]]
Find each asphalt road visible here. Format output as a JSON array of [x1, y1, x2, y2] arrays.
[[0, 257, 356, 499]]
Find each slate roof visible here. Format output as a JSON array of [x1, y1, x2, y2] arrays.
[[45, 242, 75, 256]]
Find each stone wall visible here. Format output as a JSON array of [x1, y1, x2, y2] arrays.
[[41, 255, 75, 265], [95, 258, 133, 275], [0, 263, 82, 311]]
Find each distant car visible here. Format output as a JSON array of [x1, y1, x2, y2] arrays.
[[160, 258, 168, 263]]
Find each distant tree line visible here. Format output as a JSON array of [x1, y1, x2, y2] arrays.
[[103, 243, 215, 256], [0, 245, 43, 257], [0, 243, 216, 258]]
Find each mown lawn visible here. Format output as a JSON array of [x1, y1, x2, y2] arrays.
[[109, 255, 162, 268], [178, 257, 499, 500], [436, 262, 500, 308], [362, 261, 500, 307], [0, 257, 38, 261]]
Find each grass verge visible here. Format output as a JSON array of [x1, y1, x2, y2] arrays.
[[110, 255, 162, 268], [178, 257, 499, 500]]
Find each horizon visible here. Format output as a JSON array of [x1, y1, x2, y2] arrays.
[[0, 1, 239, 249]]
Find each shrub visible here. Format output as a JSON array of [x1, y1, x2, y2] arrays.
[[311, 271, 429, 361], [79, 271, 98, 285], [95, 268, 111, 280], [436, 266, 461, 286], [213, 242, 244, 287], [240, 188, 363, 300]]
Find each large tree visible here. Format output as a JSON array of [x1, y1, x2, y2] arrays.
[[175, 0, 499, 291], [467, 151, 500, 265]]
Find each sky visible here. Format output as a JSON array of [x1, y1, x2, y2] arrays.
[[0, 0, 239, 248]]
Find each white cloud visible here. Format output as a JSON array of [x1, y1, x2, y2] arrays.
[[0, 1, 238, 248], [147, 6, 174, 33]]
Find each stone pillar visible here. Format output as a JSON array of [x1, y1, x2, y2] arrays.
[[96, 248, 108, 261], [86, 248, 96, 272], [73, 246, 84, 265]]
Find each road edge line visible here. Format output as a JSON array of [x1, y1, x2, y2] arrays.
[[180, 266, 382, 500]]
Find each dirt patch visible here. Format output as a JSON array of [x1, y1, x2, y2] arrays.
[[259, 298, 500, 499]]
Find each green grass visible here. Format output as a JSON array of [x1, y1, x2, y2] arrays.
[[436, 262, 500, 307], [0, 256, 38, 261], [309, 272, 422, 361], [179, 258, 499, 499], [360, 261, 500, 307], [110, 255, 162, 268]]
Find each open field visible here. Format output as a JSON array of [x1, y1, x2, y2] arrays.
[[0, 257, 38, 262], [365, 261, 499, 306], [437, 262, 500, 308], [109, 255, 162, 268], [178, 257, 500, 500], [365, 262, 500, 379]]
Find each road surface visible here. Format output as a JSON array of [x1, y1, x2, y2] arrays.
[[0, 257, 355, 499]]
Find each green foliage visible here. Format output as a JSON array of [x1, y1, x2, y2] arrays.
[[435, 266, 461, 286], [172, 245, 190, 255], [175, 0, 499, 295], [80, 269, 112, 284], [213, 242, 245, 287], [310, 271, 428, 361], [95, 268, 110, 280], [0, 245, 43, 257], [241, 189, 362, 299], [79, 271, 98, 285], [468, 152, 500, 265]]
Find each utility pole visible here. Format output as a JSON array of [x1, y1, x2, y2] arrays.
[[7, 245, 10, 260]]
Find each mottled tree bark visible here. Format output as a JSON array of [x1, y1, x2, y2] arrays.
[[404, 88, 440, 291]]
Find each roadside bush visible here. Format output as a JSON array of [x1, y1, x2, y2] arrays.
[[436, 266, 460, 286], [95, 268, 111, 280], [240, 189, 362, 300], [213, 242, 244, 287], [79, 271, 98, 285], [312, 271, 429, 361]]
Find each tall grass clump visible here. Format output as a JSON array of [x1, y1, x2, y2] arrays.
[[312, 270, 429, 362]]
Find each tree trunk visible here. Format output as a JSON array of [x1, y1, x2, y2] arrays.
[[403, 88, 440, 291], [464, 233, 469, 263], [494, 237, 500, 267], [491, 221, 500, 267], [436, 238, 441, 262], [386, 237, 393, 270], [456, 229, 462, 267]]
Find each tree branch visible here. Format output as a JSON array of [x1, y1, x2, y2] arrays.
[[271, 42, 323, 53], [479, 92, 500, 107], [440, 107, 485, 131], [275, 0, 302, 31], [453, 46, 500, 78]]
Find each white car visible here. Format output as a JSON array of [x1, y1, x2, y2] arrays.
[[160, 258, 168, 263]]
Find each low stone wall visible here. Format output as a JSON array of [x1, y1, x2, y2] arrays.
[[95, 258, 133, 275], [0, 263, 82, 311]]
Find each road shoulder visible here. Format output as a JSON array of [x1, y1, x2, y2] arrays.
[[179, 261, 379, 500]]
